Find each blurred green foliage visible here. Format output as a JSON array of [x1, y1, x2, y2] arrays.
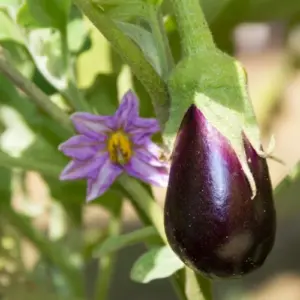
[[0, 0, 299, 299]]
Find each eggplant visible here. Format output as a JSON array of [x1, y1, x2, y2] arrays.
[[164, 104, 276, 278]]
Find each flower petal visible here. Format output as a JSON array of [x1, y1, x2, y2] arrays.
[[59, 153, 109, 180], [114, 90, 139, 129], [58, 135, 105, 160], [86, 159, 122, 202], [125, 156, 169, 187], [129, 118, 161, 145], [71, 112, 115, 138], [134, 142, 169, 168], [128, 117, 160, 133]]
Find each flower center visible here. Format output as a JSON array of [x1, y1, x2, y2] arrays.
[[107, 131, 132, 164]]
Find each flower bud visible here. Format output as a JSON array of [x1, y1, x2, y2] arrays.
[[164, 104, 276, 278]]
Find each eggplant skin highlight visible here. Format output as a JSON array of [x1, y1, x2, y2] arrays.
[[164, 104, 276, 278]]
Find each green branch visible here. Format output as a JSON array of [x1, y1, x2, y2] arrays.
[[165, 0, 214, 299], [169, 0, 215, 57], [118, 174, 167, 243], [118, 175, 186, 300], [73, 0, 170, 127]]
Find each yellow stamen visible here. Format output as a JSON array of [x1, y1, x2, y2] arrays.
[[107, 131, 132, 164]]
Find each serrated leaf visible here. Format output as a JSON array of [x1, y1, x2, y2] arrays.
[[0, 9, 24, 44], [116, 21, 160, 74], [94, 226, 157, 257], [26, 0, 71, 30], [130, 246, 184, 283]]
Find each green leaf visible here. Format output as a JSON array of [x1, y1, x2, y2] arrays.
[[0, 73, 68, 147], [18, 4, 88, 52], [26, 0, 71, 30], [84, 74, 119, 114], [0, 0, 22, 15], [1, 41, 34, 77], [28, 28, 67, 90], [0, 9, 24, 44], [93, 0, 149, 21], [93, 226, 158, 257], [130, 245, 184, 283], [116, 21, 160, 75], [76, 24, 122, 87], [67, 17, 89, 53], [106, 3, 148, 21], [143, 0, 162, 5], [16, 1, 40, 28], [200, 0, 231, 23], [21, 137, 66, 166], [0, 0, 20, 7]]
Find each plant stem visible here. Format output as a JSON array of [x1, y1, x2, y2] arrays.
[[64, 80, 92, 112], [95, 204, 122, 300], [172, 273, 188, 300], [73, 0, 170, 127], [185, 268, 212, 300], [0, 56, 73, 133], [118, 174, 167, 243], [148, 5, 174, 78], [61, 27, 70, 78], [166, 0, 214, 298], [4, 207, 83, 296], [169, 0, 215, 57], [119, 177, 186, 300]]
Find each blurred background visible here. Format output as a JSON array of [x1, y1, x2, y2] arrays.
[[1, 0, 300, 299]]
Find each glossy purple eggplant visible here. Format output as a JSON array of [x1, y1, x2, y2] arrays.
[[164, 105, 276, 278]]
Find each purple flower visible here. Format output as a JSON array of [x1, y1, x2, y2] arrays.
[[58, 90, 170, 202]]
